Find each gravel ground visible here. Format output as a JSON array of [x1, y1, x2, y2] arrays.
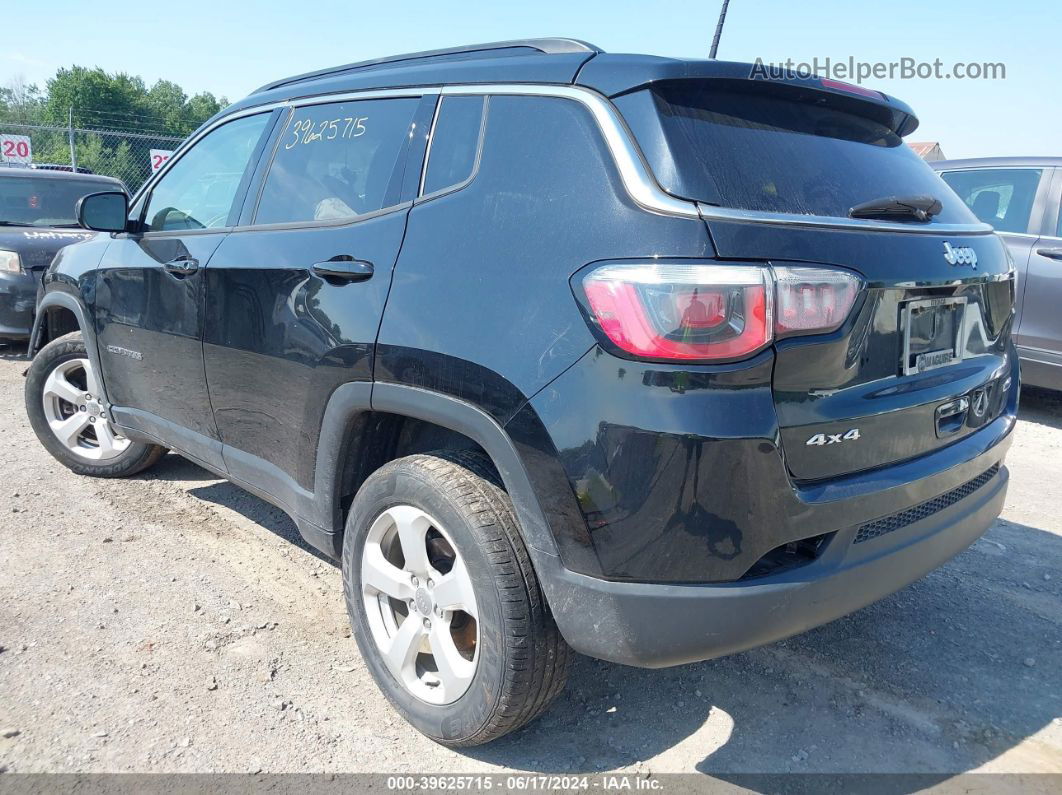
[[0, 340, 1059, 776]]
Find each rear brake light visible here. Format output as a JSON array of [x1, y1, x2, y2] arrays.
[[820, 78, 884, 100], [577, 262, 861, 362]]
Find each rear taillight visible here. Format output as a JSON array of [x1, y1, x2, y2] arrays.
[[774, 266, 861, 336], [577, 261, 861, 363]]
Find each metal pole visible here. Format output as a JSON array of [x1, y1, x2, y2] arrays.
[[67, 107, 77, 171], [709, 0, 732, 59]]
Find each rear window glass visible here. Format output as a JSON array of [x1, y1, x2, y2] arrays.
[[938, 168, 1042, 234], [616, 81, 976, 223]]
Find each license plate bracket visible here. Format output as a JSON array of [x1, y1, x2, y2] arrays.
[[900, 296, 967, 376]]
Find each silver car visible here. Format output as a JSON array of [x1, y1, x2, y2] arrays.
[[932, 157, 1062, 390]]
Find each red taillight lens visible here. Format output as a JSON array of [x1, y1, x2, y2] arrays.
[[581, 263, 771, 361], [774, 266, 861, 336], [578, 262, 862, 362]]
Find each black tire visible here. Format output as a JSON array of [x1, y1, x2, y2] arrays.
[[25, 331, 165, 478], [342, 451, 571, 746]]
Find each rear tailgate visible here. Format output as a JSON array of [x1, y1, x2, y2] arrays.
[[612, 73, 1016, 481], [710, 221, 1015, 480]]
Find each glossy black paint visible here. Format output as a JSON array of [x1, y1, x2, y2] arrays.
[[531, 343, 1017, 582], [706, 222, 1016, 481], [204, 209, 410, 490], [94, 233, 225, 456], [376, 95, 711, 417]]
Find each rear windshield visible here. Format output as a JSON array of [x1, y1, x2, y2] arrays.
[[0, 176, 122, 227], [616, 80, 976, 224]]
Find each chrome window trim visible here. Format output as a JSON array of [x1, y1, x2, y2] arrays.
[[417, 95, 445, 197], [443, 83, 699, 219], [139, 82, 992, 236]]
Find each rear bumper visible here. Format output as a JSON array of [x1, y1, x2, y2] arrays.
[[0, 270, 37, 339], [539, 445, 1009, 668]]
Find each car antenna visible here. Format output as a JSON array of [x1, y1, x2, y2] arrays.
[[709, 0, 732, 59]]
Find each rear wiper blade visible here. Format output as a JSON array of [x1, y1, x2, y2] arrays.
[[849, 194, 942, 222]]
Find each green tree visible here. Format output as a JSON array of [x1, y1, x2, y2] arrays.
[[2, 66, 226, 187], [38, 66, 226, 135], [44, 67, 148, 129]]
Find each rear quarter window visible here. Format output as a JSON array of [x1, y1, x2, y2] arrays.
[[422, 95, 486, 197]]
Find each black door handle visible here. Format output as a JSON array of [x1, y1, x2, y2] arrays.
[[311, 256, 374, 282], [164, 256, 199, 276], [1036, 247, 1062, 261]]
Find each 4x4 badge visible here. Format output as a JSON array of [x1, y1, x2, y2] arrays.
[[943, 241, 978, 269], [806, 429, 861, 446]]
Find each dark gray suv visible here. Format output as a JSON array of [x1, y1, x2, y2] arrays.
[[933, 157, 1062, 390]]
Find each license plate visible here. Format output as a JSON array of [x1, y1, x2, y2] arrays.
[[901, 296, 967, 376]]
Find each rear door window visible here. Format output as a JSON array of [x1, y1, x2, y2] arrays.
[[615, 80, 976, 224], [254, 98, 419, 225], [421, 95, 485, 196], [938, 168, 1043, 234]]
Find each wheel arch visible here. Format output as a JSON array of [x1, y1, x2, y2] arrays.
[[309, 381, 563, 566], [29, 294, 111, 405], [30, 293, 88, 356]]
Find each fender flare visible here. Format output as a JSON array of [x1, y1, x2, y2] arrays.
[[30, 293, 111, 405], [309, 380, 562, 564]]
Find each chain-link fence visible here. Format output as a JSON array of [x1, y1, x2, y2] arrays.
[[0, 121, 185, 193]]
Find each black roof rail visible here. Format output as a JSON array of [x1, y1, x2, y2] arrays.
[[253, 38, 604, 94]]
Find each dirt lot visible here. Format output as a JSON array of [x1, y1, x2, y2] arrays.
[[0, 340, 1059, 776]]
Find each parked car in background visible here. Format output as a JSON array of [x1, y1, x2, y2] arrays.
[[25, 40, 1018, 746], [0, 165, 127, 340], [933, 157, 1062, 390]]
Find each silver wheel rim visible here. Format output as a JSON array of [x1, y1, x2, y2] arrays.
[[361, 505, 479, 705], [41, 358, 130, 462]]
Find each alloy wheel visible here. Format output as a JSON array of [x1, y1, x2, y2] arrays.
[[41, 358, 130, 461], [361, 505, 479, 705]]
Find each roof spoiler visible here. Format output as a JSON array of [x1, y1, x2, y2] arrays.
[[581, 57, 920, 137]]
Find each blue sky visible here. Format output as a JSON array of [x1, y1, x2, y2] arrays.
[[2, 0, 1057, 158]]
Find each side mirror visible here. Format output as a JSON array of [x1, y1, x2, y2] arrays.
[[76, 191, 130, 233]]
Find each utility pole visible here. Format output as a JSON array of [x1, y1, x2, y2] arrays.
[[67, 107, 78, 172], [709, 0, 732, 59]]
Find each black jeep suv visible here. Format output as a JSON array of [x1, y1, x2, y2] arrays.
[[24, 39, 1018, 746]]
